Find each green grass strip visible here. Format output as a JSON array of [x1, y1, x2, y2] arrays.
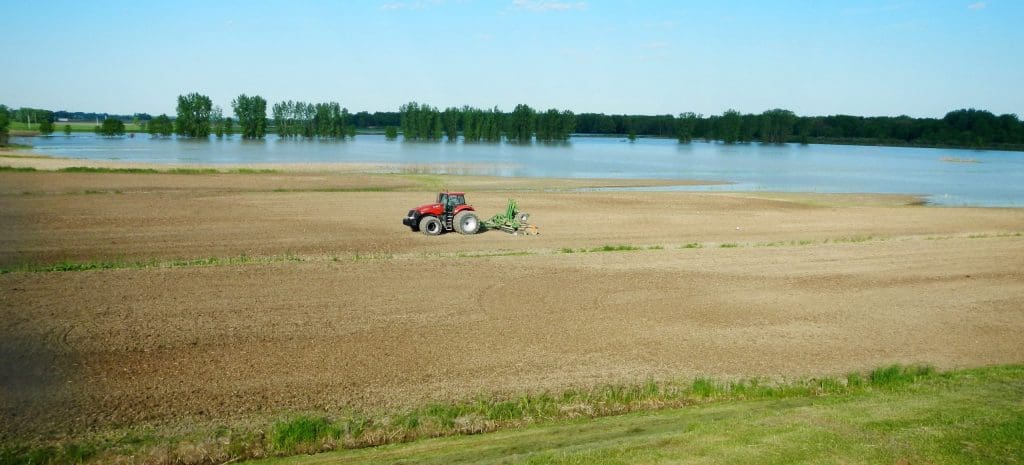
[[5, 365, 1021, 465], [0, 165, 38, 172], [53, 166, 280, 175]]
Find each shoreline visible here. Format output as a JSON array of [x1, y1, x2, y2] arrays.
[[0, 150, 719, 187], [0, 150, 936, 207]]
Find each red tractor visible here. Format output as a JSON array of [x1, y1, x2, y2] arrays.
[[402, 191, 481, 235]]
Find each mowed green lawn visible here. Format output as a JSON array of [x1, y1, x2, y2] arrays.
[[254, 366, 1024, 465]]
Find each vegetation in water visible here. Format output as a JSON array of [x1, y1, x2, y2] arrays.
[[271, 100, 353, 139], [95, 118, 125, 137], [3, 101, 1022, 150], [233, 94, 268, 139], [174, 92, 213, 138]]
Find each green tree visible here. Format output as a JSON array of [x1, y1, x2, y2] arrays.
[[272, 101, 290, 137], [442, 107, 461, 142], [484, 106, 503, 142], [232, 94, 267, 139], [507, 104, 536, 143], [627, 129, 637, 142], [38, 118, 55, 135], [677, 112, 699, 143], [211, 106, 225, 138], [224, 117, 233, 137], [384, 126, 398, 140], [739, 113, 758, 142], [536, 108, 575, 141], [97, 118, 126, 137], [175, 92, 213, 138], [63, 124, 72, 135], [0, 106, 9, 146], [760, 109, 796, 143], [717, 109, 742, 143], [399, 101, 442, 141], [149, 114, 174, 137]]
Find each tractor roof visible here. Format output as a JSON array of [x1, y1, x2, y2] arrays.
[[446, 192, 466, 195]]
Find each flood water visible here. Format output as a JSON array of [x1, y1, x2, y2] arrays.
[[14, 133, 1024, 207]]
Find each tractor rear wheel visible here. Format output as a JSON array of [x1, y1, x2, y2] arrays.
[[419, 216, 442, 236], [454, 211, 480, 235]]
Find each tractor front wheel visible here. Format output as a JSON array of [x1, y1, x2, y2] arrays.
[[454, 211, 480, 235], [419, 216, 442, 236]]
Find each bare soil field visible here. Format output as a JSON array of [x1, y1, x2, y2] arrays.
[[1, 164, 1023, 440]]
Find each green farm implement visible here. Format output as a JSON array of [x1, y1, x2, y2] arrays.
[[482, 198, 538, 234]]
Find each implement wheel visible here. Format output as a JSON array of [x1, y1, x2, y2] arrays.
[[454, 211, 480, 235], [419, 216, 442, 236]]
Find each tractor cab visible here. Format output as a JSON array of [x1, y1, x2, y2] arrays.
[[438, 192, 466, 213]]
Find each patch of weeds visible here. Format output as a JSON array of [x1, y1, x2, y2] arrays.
[[392, 412, 421, 430], [352, 252, 394, 261], [0, 165, 37, 172], [423, 403, 467, 429], [590, 244, 642, 252], [0, 254, 307, 274], [341, 414, 369, 439], [846, 372, 864, 388], [559, 245, 646, 254], [231, 168, 278, 174], [455, 251, 533, 259], [0, 441, 100, 465], [719, 243, 739, 248], [680, 242, 703, 249], [167, 168, 219, 174], [691, 378, 719, 397], [58, 166, 160, 174], [270, 416, 342, 453], [646, 245, 664, 250], [273, 187, 395, 193], [813, 377, 846, 394], [869, 364, 935, 388]]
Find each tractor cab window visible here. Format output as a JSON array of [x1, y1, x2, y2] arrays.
[[438, 193, 465, 212]]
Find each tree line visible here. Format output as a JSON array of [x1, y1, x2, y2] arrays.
[[271, 100, 354, 139], [398, 102, 575, 143], [164, 92, 354, 140], [3, 99, 1024, 150], [575, 108, 1024, 149]]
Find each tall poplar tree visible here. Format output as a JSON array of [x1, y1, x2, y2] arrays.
[[232, 94, 268, 139]]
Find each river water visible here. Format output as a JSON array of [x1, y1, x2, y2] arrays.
[[13, 133, 1024, 207]]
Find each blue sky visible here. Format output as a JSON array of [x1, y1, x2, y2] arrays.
[[1, 0, 1021, 117]]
